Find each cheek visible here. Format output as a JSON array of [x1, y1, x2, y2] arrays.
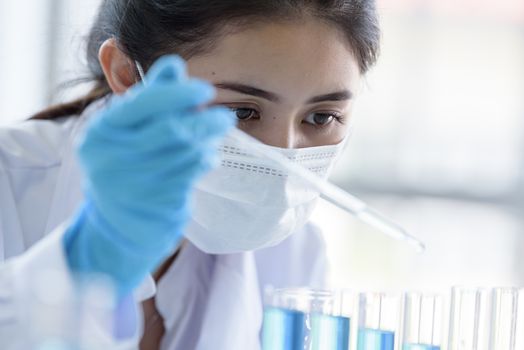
[[336, 121, 353, 142]]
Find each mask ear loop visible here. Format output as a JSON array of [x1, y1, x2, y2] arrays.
[[135, 61, 148, 86]]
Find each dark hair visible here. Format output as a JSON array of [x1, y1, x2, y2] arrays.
[[32, 0, 380, 120]]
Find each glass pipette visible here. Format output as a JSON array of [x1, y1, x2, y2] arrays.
[[227, 128, 425, 253], [136, 62, 426, 253]]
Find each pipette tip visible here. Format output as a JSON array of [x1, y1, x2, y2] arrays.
[[409, 238, 426, 254], [397, 228, 425, 253]]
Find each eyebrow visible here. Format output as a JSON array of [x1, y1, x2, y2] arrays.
[[214, 81, 352, 104], [306, 90, 353, 104], [214, 82, 280, 102]]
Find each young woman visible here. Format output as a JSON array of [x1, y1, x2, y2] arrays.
[[0, 0, 379, 348]]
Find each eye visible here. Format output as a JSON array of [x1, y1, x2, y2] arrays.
[[231, 108, 260, 121], [303, 112, 343, 127]]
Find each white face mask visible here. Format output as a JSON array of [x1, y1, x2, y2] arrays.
[[184, 133, 348, 254]]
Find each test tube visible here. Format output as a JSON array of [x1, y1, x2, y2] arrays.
[[489, 288, 519, 350], [357, 292, 401, 350], [401, 293, 444, 350], [262, 306, 308, 350], [514, 289, 524, 349], [448, 287, 491, 350], [262, 288, 353, 350], [262, 288, 310, 350], [310, 290, 354, 350]]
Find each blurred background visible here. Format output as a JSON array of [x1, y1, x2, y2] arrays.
[[0, 0, 523, 292]]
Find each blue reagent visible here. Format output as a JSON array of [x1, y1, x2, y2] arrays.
[[357, 328, 395, 350]]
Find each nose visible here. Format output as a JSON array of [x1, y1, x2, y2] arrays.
[[236, 111, 304, 149], [254, 122, 298, 149]]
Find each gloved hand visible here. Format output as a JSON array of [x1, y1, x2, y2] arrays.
[[63, 55, 235, 296]]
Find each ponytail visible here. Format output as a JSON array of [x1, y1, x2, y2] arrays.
[[30, 80, 111, 120]]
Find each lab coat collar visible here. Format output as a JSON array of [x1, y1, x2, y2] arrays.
[[155, 242, 263, 350]]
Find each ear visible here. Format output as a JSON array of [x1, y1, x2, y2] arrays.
[[98, 38, 138, 95]]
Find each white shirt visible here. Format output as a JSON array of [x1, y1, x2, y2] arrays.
[[0, 103, 328, 349]]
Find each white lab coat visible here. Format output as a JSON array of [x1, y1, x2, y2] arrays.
[[0, 101, 328, 349]]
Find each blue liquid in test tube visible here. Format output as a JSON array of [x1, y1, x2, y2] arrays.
[[262, 307, 307, 350], [402, 344, 440, 350], [357, 328, 395, 350], [311, 314, 351, 350]]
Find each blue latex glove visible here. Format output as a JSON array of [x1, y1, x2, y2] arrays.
[[64, 55, 235, 295]]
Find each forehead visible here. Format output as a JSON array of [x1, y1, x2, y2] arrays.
[[188, 19, 361, 100]]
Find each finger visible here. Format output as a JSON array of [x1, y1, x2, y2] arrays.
[[145, 55, 187, 84], [100, 79, 215, 127], [175, 107, 237, 141]]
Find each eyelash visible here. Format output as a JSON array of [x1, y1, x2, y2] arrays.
[[229, 107, 345, 128], [304, 112, 346, 129], [231, 107, 261, 121]]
